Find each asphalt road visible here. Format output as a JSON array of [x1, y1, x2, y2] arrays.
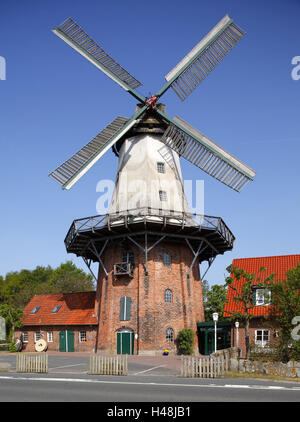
[[0, 373, 300, 402]]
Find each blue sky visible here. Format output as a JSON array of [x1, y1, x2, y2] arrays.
[[0, 0, 300, 286]]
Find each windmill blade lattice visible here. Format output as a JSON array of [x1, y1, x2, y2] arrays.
[[49, 116, 130, 190], [160, 115, 255, 192], [53, 18, 144, 101], [49, 15, 255, 192], [160, 15, 245, 101]]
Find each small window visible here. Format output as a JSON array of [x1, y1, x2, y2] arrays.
[[79, 331, 87, 342], [34, 332, 41, 342], [51, 305, 62, 313], [159, 190, 167, 201], [255, 329, 270, 347], [47, 332, 53, 342], [163, 251, 171, 267], [157, 162, 165, 174], [22, 332, 28, 343], [166, 328, 174, 342], [122, 251, 134, 264], [30, 306, 40, 314], [253, 288, 271, 306], [164, 289, 172, 303]]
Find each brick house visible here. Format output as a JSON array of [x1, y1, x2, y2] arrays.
[[15, 292, 98, 352], [15, 241, 205, 355], [223, 254, 300, 358]]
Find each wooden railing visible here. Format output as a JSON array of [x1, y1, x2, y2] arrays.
[[181, 355, 228, 378], [16, 353, 48, 373], [89, 354, 128, 375]]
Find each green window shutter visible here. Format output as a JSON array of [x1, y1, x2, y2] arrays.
[[120, 296, 131, 321], [120, 297, 125, 321], [125, 297, 131, 321]]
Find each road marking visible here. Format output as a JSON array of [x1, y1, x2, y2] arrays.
[[134, 365, 166, 375], [0, 376, 300, 392], [49, 363, 85, 370]]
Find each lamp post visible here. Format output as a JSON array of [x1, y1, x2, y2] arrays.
[[212, 312, 218, 353], [235, 321, 239, 355]]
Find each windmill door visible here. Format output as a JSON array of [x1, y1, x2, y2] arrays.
[[59, 330, 74, 352], [117, 329, 134, 355]]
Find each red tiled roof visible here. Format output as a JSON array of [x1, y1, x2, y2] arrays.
[[22, 291, 98, 326], [223, 254, 300, 318]]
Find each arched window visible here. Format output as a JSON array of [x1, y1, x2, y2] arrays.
[[163, 251, 171, 266], [164, 289, 172, 303], [166, 328, 174, 342]]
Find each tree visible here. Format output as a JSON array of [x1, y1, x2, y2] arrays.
[[204, 284, 227, 321], [47, 262, 94, 294], [225, 264, 266, 359], [0, 304, 23, 342], [264, 262, 300, 362], [177, 328, 194, 355], [0, 261, 94, 309]]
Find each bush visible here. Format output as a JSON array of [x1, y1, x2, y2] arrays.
[[177, 329, 194, 355], [9, 343, 17, 353]]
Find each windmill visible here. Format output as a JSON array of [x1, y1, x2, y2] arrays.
[[49, 15, 255, 355]]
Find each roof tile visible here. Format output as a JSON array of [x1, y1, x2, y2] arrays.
[[22, 291, 97, 326], [223, 254, 300, 318]]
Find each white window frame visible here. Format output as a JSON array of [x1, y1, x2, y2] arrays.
[[47, 331, 53, 343], [79, 330, 87, 343], [22, 332, 28, 343], [255, 329, 270, 347], [34, 332, 41, 343], [255, 288, 271, 306]]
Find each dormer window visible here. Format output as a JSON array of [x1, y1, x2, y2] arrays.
[[51, 305, 62, 313], [253, 288, 271, 306], [30, 306, 40, 314]]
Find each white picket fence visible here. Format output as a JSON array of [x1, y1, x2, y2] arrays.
[[89, 354, 128, 375], [16, 353, 48, 373], [181, 355, 228, 378]]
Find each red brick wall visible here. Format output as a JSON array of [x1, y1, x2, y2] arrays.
[[95, 240, 205, 355], [15, 325, 97, 352], [230, 318, 280, 358]]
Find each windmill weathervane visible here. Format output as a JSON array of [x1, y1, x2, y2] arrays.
[[49, 14, 255, 193]]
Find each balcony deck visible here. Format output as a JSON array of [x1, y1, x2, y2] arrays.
[[64, 207, 235, 264]]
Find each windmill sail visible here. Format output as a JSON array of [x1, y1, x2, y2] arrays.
[[49, 116, 130, 190], [159, 15, 245, 101], [160, 115, 255, 192], [53, 18, 144, 102]]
